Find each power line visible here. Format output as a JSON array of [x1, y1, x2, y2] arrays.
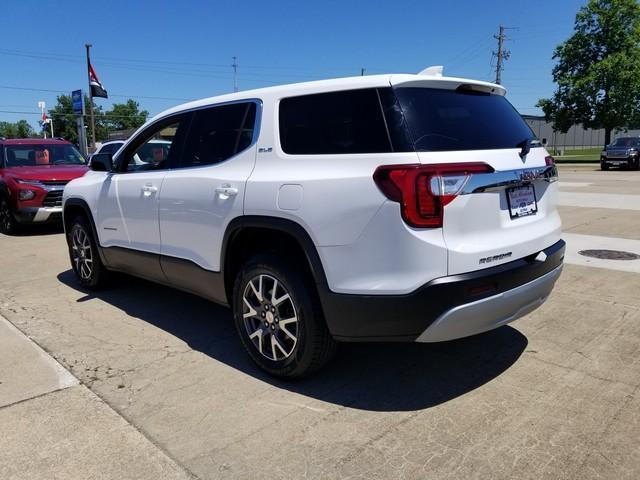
[[448, 39, 495, 71], [0, 109, 155, 119], [0, 47, 417, 84], [0, 84, 193, 102], [0, 47, 368, 75], [0, 48, 316, 86], [0, 48, 348, 81]]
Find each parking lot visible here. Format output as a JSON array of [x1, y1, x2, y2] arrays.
[[1, 163, 639, 479]]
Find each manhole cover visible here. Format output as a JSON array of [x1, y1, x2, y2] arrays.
[[578, 249, 640, 260]]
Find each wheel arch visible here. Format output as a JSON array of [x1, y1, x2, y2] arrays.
[[222, 216, 329, 304], [63, 198, 108, 265]]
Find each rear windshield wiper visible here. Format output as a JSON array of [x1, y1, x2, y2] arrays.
[[517, 138, 532, 159]]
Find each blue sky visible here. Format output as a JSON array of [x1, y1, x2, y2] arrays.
[[1, 0, 586, 128]]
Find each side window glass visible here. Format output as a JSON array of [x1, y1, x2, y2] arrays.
[[103, 143, 121, 155], [180, 102, 256, 168], [122, 120, 182, 173], [279, 89, 392, 154]]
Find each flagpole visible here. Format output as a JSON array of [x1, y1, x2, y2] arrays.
[[85, 43, 96, 152]]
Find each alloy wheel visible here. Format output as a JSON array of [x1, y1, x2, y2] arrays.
[[71, 226, 93, 281], [242, 274, 299, 361]]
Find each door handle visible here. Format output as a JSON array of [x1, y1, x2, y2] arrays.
[[142, 184, 158, 197], [215, 185, 238, 197]]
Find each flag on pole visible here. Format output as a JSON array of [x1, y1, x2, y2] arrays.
[[88, 62, 108, 98], [41, 109, 47, 131]]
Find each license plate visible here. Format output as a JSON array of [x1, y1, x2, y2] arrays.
[[507, 185, 537, 219], [612, 161, 622, 165]]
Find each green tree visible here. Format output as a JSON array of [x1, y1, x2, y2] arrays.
[[0, 120, 35, 138], [0, 121, 17, 138], [105, 99, 148, 131], [48, 94, 108, 145], [537, 0, 640, 146], [15, 120, 35, 138]]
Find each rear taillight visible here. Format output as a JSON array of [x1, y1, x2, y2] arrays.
[[373, 162, 494, 228], [545, 155, 555, 166]]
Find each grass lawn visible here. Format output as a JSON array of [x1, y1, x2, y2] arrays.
[[548, 147, 601, 162]]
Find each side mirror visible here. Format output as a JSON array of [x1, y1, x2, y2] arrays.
[[90, 153, 113, 172]]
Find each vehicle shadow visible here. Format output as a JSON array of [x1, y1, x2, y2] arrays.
[[57, 269, 528, 412], [6, 224, 64, 237]]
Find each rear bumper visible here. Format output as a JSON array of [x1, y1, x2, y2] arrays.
[[320, 239, 565, 342], [416, 263, 562, 342], [14, 206, 63, 224]]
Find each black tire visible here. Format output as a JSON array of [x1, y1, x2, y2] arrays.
[[67, 215, 109, 289], [601, 162, 609, 171], [634, 157, 640, 171], [232, 254, 337, 379], [0, 195, 20, 235]]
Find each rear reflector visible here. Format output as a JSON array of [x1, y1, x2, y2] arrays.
[[374, 162, 494, 228]]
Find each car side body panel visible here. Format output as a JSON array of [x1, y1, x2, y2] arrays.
[[62, 72, 564, 345]]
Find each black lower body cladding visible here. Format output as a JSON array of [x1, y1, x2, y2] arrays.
[[319, 240, 565, 341]]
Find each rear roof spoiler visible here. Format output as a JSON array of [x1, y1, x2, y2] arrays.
[[418, 65, 444, 77]]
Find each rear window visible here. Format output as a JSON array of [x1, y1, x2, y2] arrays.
[[393, 87, 536, 152], [279, 88, 392, 155]]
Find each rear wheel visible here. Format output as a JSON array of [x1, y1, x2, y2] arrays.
[[0, 196, 19, 235], [601, 162, 609, 171], [68, 216, 109, 289], [232, 254, 337, 378]]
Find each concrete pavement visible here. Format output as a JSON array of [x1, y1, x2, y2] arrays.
[[0, 163, 639, 479], [0, 314, 192, 480]]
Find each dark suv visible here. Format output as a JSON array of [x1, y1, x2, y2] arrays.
[[601, 137, 640, 170], [0, 138, 88, 234]]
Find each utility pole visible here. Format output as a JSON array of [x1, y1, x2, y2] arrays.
[[493, 25, 511, 85], [232, 56, 238, 92], [85, 44, 97, 152], [360, 67, 366, 76]]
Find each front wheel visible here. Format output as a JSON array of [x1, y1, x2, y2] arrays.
[[232, 254, 337, 378], [0, 196, 19, 235], [67, 216, 109, 289], [601, 162, 609, 171]]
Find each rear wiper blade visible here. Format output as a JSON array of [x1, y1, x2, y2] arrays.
[[517, 138, 532, 159]]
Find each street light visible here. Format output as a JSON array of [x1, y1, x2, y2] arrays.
[[45, 118, 54, 138]]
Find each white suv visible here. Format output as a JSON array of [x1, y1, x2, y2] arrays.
[[63, 71, 564, 378]]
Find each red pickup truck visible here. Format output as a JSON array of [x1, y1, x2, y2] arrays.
[[0, 138, 88, 234]]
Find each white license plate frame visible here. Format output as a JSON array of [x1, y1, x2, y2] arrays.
[[506, 184, 538, 219]]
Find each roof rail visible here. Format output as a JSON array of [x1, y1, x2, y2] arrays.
[[418, 65, 444, 77]]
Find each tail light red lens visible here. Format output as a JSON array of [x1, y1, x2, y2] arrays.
[[373, 162, 494, 228]]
